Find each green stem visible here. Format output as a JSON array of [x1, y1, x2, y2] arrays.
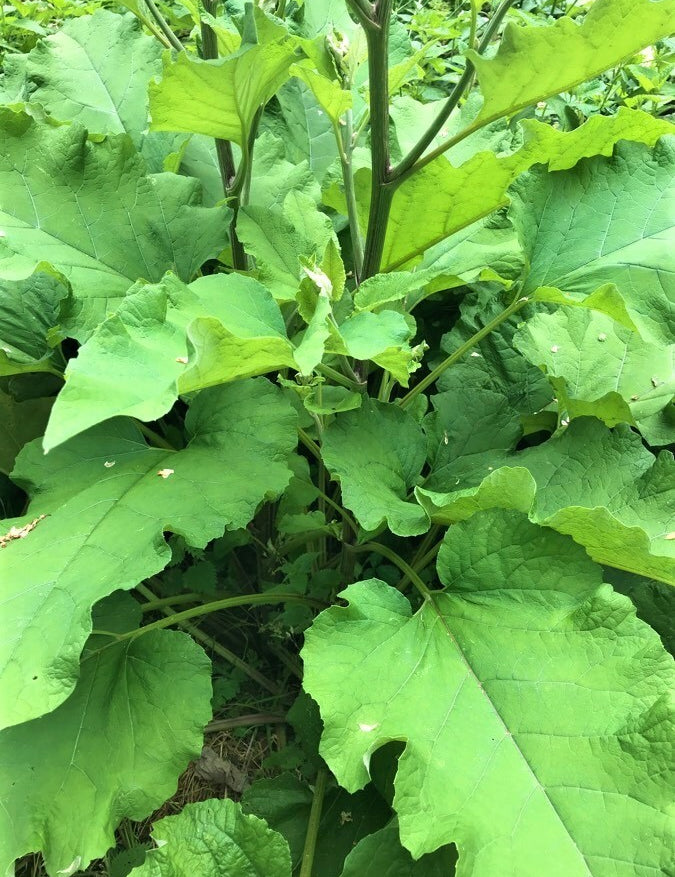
[[298, 427, 322, 463], [276, 0, 287, 17], [316, 362, 363, 391], [316, 418, 328, 565], [314, 488, 359, 534], [134, 9, 172, 45], [360, 0, 394, 279], [206, 713, 286, 733], [334, 114, 364, 282], [136, 421, 176, 451], [299, 768, 328, 877], [398, 294, 528, 409], [200, 0, 238, 202], [597, 66, 622, 113], [111, 593, 326, 642], [351, 106, 371, 147], [134, 583, 282, 694], [144, 0, 184, 52], [347, 541, 432, 600], [346, 0, 377, 30], [468, 0, 479, 49], [410, 524, 441, 572], [389, 0, 515, 184], [412, 540, 442, 576], [140, 592, 202, 612]]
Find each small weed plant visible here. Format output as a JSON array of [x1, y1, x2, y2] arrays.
[[0, 0, 674, 875]]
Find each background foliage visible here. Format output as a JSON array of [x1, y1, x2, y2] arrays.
[[0, 0, 673, 875]]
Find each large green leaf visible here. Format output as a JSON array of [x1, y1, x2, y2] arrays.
[[22, 11, 166, 159], [302, 510, 675, 876], [132, 799, 292, 877], [0, 379, 297, 729], [467, 0, 675, 126], [523, 420, 675, 584], [149, 40, 297, 148], [249, 130, 321, 211], [44, 273, 296, 450], [0, 594, 212, 877], [514, 307, 674, 444], [379, 110, 672, 270], [511, 138, 675, 345], [321, 400, 429, 537], [0, 110, 228, 339]]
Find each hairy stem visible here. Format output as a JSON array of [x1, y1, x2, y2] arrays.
[[360, 0, 394, 278], [334, 113, 364, 282], [144, 0, 184, 52], [390, 0, 516, 184]]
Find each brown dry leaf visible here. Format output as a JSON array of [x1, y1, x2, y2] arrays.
[[193, 746, 249, 794], [0, 515, 47, 549]]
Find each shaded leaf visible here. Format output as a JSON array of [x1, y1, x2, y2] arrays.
[[0, 267, 68, 376], [242, 773, 392, 876], [132, 799, 291, 877], [340, 820, 456, 877], [0, 389, 52, 474], [276, 78, 339, 183], [0, 594, 212, 877], [322, 400, 428, 536]]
